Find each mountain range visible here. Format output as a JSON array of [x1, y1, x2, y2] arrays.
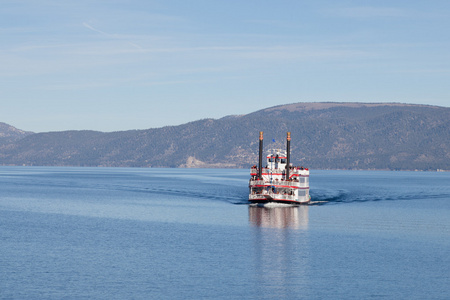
[[1, 102, 449, 170]]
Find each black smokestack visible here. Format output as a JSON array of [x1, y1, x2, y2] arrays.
[[286, 132, 291, 180], [259, 131, 263, 179]]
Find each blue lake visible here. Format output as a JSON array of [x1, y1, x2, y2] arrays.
[[0, 167, 449, 299]]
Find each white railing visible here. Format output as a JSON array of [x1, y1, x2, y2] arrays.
[[249, 193, 297, 201], [251, 167, 309, 176], [249, 179, 265, 186], [249, 179, 298, 187], [249, 179, 308, 188], [251, 168, 283, 174]]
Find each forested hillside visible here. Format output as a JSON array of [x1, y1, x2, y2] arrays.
[[1, 103, 449, 170]]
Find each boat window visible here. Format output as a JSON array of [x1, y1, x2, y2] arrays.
[[281, 159, 286, 164], [268, 158, 274, 162]]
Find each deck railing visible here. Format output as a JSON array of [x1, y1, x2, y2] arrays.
[[249, 179, 308, 188], [251, 167, 308, 175], [249, 193, 297, 201]]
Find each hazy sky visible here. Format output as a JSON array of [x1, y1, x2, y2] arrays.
[[1, 0, 449, 132]]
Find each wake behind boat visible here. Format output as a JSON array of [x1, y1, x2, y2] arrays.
[[249, 132, 311, 205]]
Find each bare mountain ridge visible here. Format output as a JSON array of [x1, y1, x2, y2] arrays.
[[0, 122, 33, 146], [0, 102, 449, 170], [265, 102, 434, 112]]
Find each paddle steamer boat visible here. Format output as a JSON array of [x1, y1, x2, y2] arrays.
[[249, 132, 310, 205]]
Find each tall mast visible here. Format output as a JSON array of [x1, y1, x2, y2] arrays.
[[259, 131, 263, 179], [286, 132, 291, 180]]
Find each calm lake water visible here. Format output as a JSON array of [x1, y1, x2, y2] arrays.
[[1, 167, 449, 299]]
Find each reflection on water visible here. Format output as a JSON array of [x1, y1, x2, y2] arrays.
[[248, 205, 309, 229], [250, 205, 310, 298]]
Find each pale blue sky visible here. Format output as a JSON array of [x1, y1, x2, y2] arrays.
[[1, 0, 449, 132]]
